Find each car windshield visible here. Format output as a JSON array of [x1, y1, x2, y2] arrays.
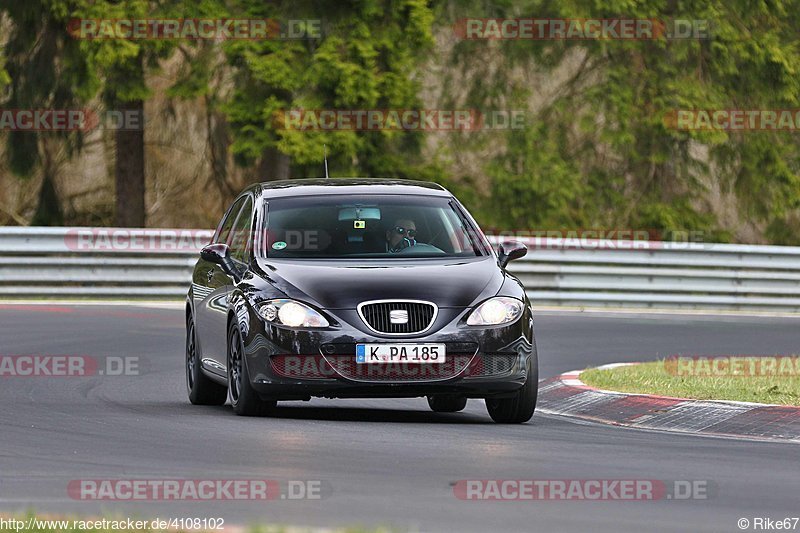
[[261, 194, 484, 259]]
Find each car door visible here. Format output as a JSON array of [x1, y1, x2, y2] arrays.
[[214, 195, 255, 369], [193, 195, 247, 376]]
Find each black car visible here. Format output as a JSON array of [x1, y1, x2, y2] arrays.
[[185, 178, 537, 423]]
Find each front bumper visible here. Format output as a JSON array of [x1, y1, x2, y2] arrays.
[[238, 304, 535, 400]]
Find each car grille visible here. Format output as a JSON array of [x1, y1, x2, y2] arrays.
[[357, 300, 437, 335], [270, 355, 335, 380], [321, 354, 476, 382], [465, 354, 518, 377], [269, 349, 512, 383]]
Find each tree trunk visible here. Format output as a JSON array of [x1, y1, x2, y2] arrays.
[[31, 173, 62, 225], [257, 147, 290, 182], [31, 146, 64, 226], [205, 101, 235, 199], [115, 99, 146, 227]]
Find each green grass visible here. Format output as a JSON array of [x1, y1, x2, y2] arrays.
[[581, 359, 800, 406]]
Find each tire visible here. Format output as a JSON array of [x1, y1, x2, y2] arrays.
[[186, 313, 227, 406], [227, 320, 276, 417], [485, 351, 538, 424], [427, 395, 468, 413]]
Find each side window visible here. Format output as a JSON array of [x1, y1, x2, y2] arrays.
[[214, 196, 247, 245], [229, 197, 254, 263]]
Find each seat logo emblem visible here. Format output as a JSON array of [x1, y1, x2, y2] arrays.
[[389, 310, 409, 324]]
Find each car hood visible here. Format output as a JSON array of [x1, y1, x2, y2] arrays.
[[254, 256, 503, 309]]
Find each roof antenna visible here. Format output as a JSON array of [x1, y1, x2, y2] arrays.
[[323, 144, 330, 179]]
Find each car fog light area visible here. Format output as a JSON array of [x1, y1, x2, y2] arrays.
[[257, 299, 329, 328], [260, 304, 278, 322], [467, 297, 523, 326]]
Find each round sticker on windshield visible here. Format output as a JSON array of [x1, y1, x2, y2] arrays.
[[272, 241, 287, 250]]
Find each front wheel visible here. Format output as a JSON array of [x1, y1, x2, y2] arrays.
[[228, 321, 276, 417], [485, 354, 538, 424], [186, 313, 227, 406]]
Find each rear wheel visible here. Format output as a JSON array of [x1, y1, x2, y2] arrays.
[[186, 313, 227, 406], [427, 395, 468, 413], [228, 321, 276, 417], [485, 353, 538, 424]]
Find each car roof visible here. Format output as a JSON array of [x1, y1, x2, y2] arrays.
[[255, 178, 451, 198]]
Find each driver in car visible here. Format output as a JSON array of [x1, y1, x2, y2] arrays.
[[386, 219, 417, 253]]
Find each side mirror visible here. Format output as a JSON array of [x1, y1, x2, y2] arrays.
[[200, 243, 239, 280], [497, 240, 527, 268]]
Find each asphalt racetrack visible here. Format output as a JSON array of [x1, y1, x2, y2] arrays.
[[1, 304, 798, 532]]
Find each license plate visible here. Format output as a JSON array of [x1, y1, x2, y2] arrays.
[[356, 344, 446, 364]]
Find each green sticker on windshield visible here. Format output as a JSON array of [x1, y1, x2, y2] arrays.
[[272, 241, 287, 250]]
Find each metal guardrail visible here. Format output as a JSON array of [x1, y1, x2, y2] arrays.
[[0, 227, 208, 298], [2, 227, 800, 311]]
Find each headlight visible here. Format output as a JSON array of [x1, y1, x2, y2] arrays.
[[466, 297, 524, 326], [257, 299, 329, 328]]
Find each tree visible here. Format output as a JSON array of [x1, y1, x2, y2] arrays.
[[221, 0, 435, 180], [73, 0, 174, 227], [433, 0, 800, 242], [0, 0, 101, 225]]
